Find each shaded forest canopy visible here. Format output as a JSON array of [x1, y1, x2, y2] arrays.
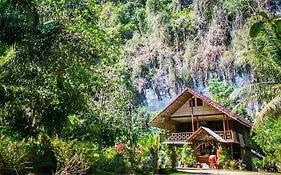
[[0, 0, 281, 174]]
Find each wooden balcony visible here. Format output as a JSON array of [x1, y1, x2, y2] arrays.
[[164, 130, 239, 144], [215, 130, 238, 142], [165, 132, 193, 143]]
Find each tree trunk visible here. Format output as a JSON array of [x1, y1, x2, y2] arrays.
[[129, 104, 134, 170], [152, 148, 158, 174]]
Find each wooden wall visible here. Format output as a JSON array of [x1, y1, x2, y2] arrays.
[[231, 121, 250, 135], [172, 98, 222, 117]]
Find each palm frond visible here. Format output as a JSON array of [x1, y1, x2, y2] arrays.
[[230, 82, 281, 101], [232, 94, 261, 113], [259, 95, 281, 118], [235, 49, 281, 79]]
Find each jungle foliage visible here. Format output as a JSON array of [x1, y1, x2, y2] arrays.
[[0, 0, 281, 174], [0, 0, 150, 174]]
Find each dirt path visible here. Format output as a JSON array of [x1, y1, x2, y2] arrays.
[[177, 168, 281, 175]]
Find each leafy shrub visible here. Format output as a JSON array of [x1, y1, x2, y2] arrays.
[[28, 142, 56, 174], [158, 144, 171, 170], [0, 135, 30, 175], [229, 159, 238, 170], [253, 117, 281, 172], [135, 146, 152, 173], [135, 133, 159, 173], [253, 157, 262, 170], [177, 144, 193, 167], [51, 137, 98, 175], [217, 146, 231, 169], [94, 146, 130, 174]]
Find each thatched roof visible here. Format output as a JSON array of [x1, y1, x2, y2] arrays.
[[149, 87, 251, 128]]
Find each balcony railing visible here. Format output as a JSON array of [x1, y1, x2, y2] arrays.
[[164, 130, 238, 143], [166, 132, 193, 142], [215, 130, 233, 140]]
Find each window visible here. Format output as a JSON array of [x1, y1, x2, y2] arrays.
[[197, 98, 203, 106], [189, 98, 195, 107], [189, 98, 203, 107]]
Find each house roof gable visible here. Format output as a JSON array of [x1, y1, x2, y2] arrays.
[[148, 87, 252, 128]]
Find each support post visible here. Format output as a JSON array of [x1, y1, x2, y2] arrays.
[[169, 118, 172, 136], [223, 115, 226, 139], [196, 115, 199, 129], [152, 135, 158, 174], [192, 114, 195, 132], [226, 116, 230, 130], [171, 144, 177, 169], [164, 116, 167, 140], [230, 143, 233, 159], [193, 142, 199, 166], [191, 97, 195, 132]]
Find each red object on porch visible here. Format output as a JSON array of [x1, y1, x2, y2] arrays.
[[209, 154, 217, 169], [209, 155, 217, 163]]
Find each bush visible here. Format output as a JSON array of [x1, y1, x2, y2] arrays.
[[253, 117, 281, 172], [217, 146, 231, 169], [177, 144, 193, 167], [135, 146, 152, 173], [94, 146, 130, 174], [29, 142, 57, 174], [0, 135, 30, 175], [135, 135, 155, 173], [51, 137, 98, 175], [229, 159, 238, 170], [158, 144, 171, 170]]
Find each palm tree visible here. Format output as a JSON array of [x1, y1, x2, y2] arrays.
[[230, 24, 281, 121], [230, 82, 281, 120]]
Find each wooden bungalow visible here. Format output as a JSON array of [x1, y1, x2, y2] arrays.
[[149, 87, 253, 170]]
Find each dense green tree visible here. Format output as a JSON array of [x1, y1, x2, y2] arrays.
[[231, 26, 281, 119], [208, 78, 235, 109], [253, 116, 281, 171], [232, 11, 281, 172], [250, 12, 281, 39], [208, 78, 248, 118], [0, 0, 114, 137], [0, 0, 39, 44], [0, 1, 139, 174]]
